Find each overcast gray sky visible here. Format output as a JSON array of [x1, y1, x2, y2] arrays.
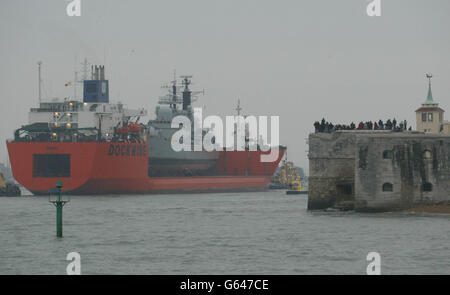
[[1, 0, 449, 170]]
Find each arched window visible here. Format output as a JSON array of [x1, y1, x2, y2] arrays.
[[383, 150, 392, 159], [423, 182, 432, 192], [423, 150, 432, 159], [382, 183, 393, 192]]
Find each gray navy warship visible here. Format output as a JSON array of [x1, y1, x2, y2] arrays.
[[147, 75, 220, 177]]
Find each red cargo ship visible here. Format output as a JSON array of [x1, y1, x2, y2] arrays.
[[6, 65, 285, 195], [7, 141, 284, 194]]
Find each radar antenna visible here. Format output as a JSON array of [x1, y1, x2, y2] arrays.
[[180, 75, 193, 89], [158, 74, 205, 109], [235, 98, 242, 116]]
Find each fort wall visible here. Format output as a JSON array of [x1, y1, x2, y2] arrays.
[[308, 131, 450, 211]]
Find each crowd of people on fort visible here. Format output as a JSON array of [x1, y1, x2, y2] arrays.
[[314, 118, 412, 133]]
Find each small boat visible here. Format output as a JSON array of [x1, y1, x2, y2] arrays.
[[286, 180, 308, 195], [271, 152, 305, 191], [0, 172, 21, 197]]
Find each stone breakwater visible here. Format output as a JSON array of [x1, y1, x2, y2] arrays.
[[308, 131, 450, 212]]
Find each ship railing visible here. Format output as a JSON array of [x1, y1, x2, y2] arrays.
[[52, 112, 78, 123], [32, 101, 84, 113]]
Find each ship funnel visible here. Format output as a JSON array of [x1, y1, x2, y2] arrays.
[[100, 66, 105, 80], [83, 65, 109, 103], [182, 89, 191, 110]]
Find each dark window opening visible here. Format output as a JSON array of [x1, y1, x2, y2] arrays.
[[422, 113, 427, 122], [382, 183, 393, 192], [337, 184, 352, 195], [336, 183, 354, 207], [33, 154, 70, 177], [383, 150, 392, 159], [423, 182, 432, 192]]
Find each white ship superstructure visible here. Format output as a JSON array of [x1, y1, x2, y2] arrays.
[[23, 64, 147, 142]]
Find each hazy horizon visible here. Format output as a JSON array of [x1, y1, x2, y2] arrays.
[[1, 0, 450, 171]]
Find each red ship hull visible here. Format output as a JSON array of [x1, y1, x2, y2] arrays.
[[6, 141, 285, 195]]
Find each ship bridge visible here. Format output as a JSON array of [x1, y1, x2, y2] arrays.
[[17, 64, 147, 143]]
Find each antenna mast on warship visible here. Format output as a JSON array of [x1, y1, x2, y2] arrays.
[[157, 74, 205, 113], [171, 70, 177, 109], [236, 99, 242, 116], [180, 75, 193, 111]]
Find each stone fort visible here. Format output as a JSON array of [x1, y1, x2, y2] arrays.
[[308, 76, 450, 212]]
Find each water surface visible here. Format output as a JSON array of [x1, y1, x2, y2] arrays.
[[0, 191, 449, 274]]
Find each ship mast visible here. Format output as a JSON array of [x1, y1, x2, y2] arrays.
[[171, 70, 177, 109], [158, 74, 203, 110], [37, 61, 42, 104], [235, 98, 242, 116], [74, 71, 78, 100], [81, 58, 90, 81], [181, 75, 193, 111]]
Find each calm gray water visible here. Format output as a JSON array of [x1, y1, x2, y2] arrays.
[[0, 190, 449, 275]]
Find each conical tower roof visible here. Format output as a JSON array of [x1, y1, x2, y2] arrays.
[[415, 73, 444, 113], [423, 74, 437, 105]]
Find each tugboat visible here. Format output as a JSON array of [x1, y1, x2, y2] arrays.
[[286, 179, 307, 195], [0, 172, 21, 197], [269, 152, 308, 194]]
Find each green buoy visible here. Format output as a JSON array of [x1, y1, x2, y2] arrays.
[[49, 180, 70, 237]]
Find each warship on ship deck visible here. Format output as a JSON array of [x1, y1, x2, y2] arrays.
[[147, 75, 220, 177], [6, 62, 285, 194]]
